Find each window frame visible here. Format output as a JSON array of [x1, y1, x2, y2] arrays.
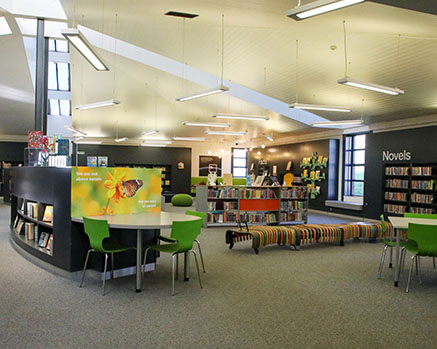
[[343, 134, 366, 198], [231, 148, 248, 178]]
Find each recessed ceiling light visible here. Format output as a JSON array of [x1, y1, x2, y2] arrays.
[[165, 11, 199, 19], [182, 121, 231, 127]]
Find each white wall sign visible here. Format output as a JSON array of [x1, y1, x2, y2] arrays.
[[382, 150, 411, 161]]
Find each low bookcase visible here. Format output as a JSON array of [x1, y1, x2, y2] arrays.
[[196, 185, 309, 227]]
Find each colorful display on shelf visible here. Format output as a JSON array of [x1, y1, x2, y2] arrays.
[[300, 152, 328, 199], [27, 131, 43, 148], [71, 167, 161, 217]]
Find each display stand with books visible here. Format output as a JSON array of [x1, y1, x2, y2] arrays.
[[383, 163, 436, 215], [196, 185, 309, 227]]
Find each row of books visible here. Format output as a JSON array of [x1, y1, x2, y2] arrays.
[[240, 189, 277, 199], [411, 180, 434, 190], [411, 193, 434, 204], [208, 188, 239, 199], [410, 207, 436, 214], [280, 200, 306, 210], [27, 202, 39, 219], [20, 202, 53, 223], [386, 179, 409, 189], [280, 211, 306, 222], [281, 187, 308, 199], [384, 192, 407, 202], [385, 167, 409, 176], [384, 204, 407, 214], [207, 202, 239, 211], [240, 213, 277, 224], [207, 212, 238, 224], [161, 180, 171, 186], [411, 167, 433, 176], [13, 218, 53, 250]]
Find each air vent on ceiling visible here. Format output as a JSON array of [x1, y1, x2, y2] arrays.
[[165, 11, 199, 19]]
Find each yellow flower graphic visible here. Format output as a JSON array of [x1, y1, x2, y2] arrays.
[[104, 169, 128, 203], [100, 205, 115, 216]]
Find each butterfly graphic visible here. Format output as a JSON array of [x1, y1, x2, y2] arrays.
[[122, 179, 143, 198]]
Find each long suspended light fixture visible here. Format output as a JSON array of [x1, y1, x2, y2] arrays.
[[141, 143, 168, 147], [142, 130, 159, 137], [173, 137, 207, 141], [75, 99, 120, 110], [264, 135, 274, 142], [311, 119, 364, 127], [176, 85, 229, 102], [75, 141, 102, 145], [290, 103, 351, 112], [65, 126, 87, 136], [114, 137, 128, 142], [61, 28, 108, 71], [143, 140, 173, 145], [286, 0, 365, 21], [212, 114, 269, 121], [337, 77, 404, 95], [205, 130, 246, 136], [176, 15, 229, 102], [182, 121, 231, 127]]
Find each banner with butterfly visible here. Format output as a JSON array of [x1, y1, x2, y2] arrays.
[[71, 167, 162, 217]]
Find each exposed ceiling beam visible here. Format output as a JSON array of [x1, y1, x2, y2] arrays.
[[368, 0, 437, 15]]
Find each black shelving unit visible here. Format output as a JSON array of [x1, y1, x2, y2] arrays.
[[383, 163, 436, 215]]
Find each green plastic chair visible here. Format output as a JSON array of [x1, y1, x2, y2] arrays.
[[142, 219, 203, 296], [377, 214, 408, 279], [185, 210, 207, 273], [404, 213, 437, 268], [404, 223, 437, 293], [80, 217, 136, 295]]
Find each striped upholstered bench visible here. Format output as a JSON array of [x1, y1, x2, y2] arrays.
[[225, 221, 393, 254]]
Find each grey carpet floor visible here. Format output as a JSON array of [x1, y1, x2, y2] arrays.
[[1, 201, 436, 348]]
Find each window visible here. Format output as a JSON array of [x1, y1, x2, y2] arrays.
[[49, 39, 69, 53], [48, 62, 70, 91], [49, 99, 71, 116], [344, 134, 366, 198], [232, 148, 248, 178]]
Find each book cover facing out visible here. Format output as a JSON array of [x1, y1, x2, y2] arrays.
[[98, 156, 108, 167], [28, 131, 43, 148], [57, 139, 70, 155]]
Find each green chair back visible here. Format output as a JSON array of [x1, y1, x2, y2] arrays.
[[170, 219, 202, 253], [380, 214, 388, 241], [407, 223, 437, 257], [185, 210, 206, 227], [83, 217, 110, 253], [404, 213, 437, 219]]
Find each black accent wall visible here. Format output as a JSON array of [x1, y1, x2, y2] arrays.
[[73, 145, 192, 195], [248, 139, 339, 211], [0, 142, 27, 162]]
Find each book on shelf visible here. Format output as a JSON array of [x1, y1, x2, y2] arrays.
[[13, 215, 19, 228], [46, 234, 53, 251], [38, 232, 49, 248], [25, 222, 35, 240], [253, 175, 265, 187], [27, 202, 38, 219], [42, 206, 53, 223], [16, 219, 24, 234], [222, 173, 233, 186], [34, 225, 39, 242]]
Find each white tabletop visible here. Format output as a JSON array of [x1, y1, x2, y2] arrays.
[[72, 211, 200, 229], [388, 216, 437, 230]]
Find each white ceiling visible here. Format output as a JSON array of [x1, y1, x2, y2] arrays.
[[0, 1, 436, 145]]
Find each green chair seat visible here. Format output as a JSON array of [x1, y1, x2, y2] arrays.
[[80, 217, 135, 295], [148, 242, 180, 254], [171, 194, 193, 207]]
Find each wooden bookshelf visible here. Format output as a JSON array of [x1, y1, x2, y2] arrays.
[[383, 163, 436, 215], [196, 185, 309, 227]]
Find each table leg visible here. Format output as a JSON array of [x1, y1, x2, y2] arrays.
[[393, 227, 400, 287], [184, 251, 190, 281], [136, 229, 142, 292]]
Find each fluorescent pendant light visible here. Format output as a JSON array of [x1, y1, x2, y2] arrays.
[[61, 28, 108, 71], [143, 140, 173, 145], [290, 103, 351, 112], [0, 17, 12, 36], [182, 121, 231, 128], [142, 130, 159, 136], [212, 114, 269, 121], [205, 130, 246, 136], [65, 126, 87, 136], [311, 119, 364, 127], [114, 137, 128, 142], [337, 77, 404, 95], [75, 99, 120, 110], [75, 141, 102, 145], [176, 85, 229, 102], [74, 136, 84, 141], [264, 135, 274, 142], [287, 0, 365, 20], [173, 137, 207, 141], [141, 143, 168, 147]]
